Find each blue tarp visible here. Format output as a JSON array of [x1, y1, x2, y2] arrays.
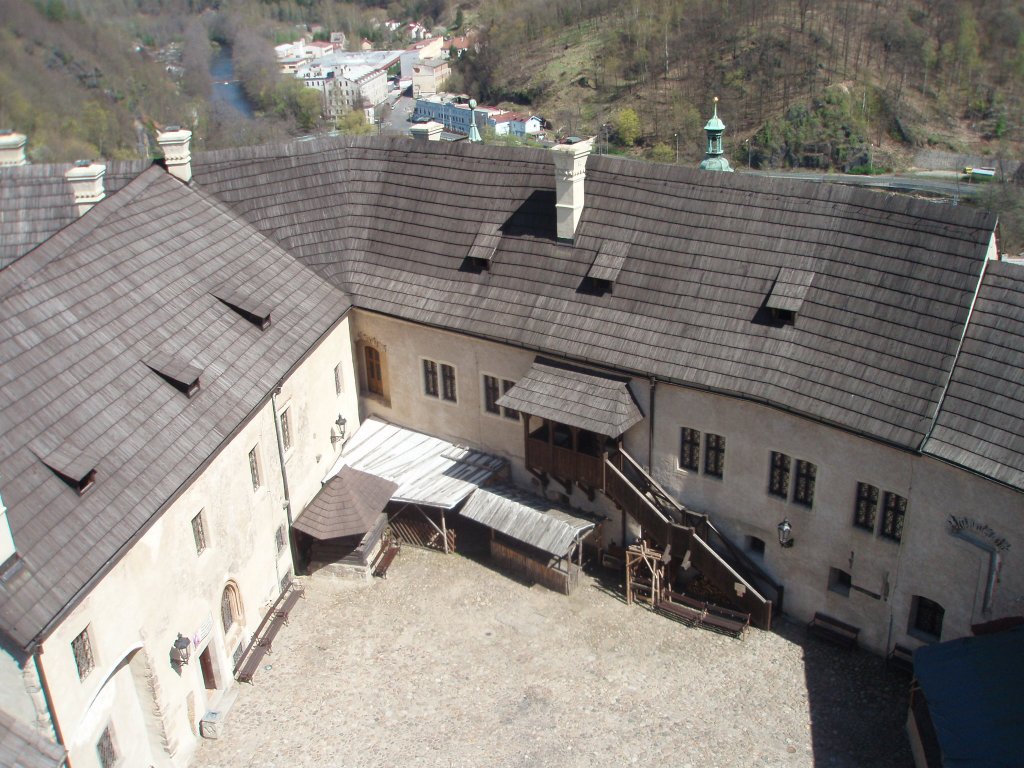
[[913, 625, 1024, 766]]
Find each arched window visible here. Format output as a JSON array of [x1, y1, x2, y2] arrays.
[[221, 584, 241, 634]]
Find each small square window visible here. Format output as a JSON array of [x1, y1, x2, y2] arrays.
[[828, 567, 852, 597], [72, 626, 94, 680], [910, 595, 944, 642], [249, 446, 261, 491], [747, 536, 765, 557], [191, 511, 207, 555], [96, 724, 117, 768]]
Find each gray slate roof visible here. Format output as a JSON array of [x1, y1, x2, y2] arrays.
[[191, 137, 996, 455], [0, 708, 65, 768], [923, 260, 1024, 489], [0, 160, 148, 269], [0, 166, 351, 649], [293, 466, 398, 540], [497, 357, 644, 437], [459, 484, 597, 558]]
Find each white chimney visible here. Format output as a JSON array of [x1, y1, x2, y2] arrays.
[[0, 130, 28, 167], [410, 121, 443, 142], [157, 126, 193, 183], [551, 139, 593, 242], [65, 160, 106, 217], [0, 489, 15, 567]]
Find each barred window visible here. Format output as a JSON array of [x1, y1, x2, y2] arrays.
[[911, 596, 944, 641], [483, 375, 500, 414], [334, 363, 343, 395], [275, 524, 287, 554], [704, 433, 726, 478], [793, 460, 817, 508], [221, 585, 239, 634], [72, 626, 94, 680], [191, 511, 206, 555], [768, 451, 791, 498], [441, 363, 457, 403], [881, 492, 907, 542], [854, 482, 879, 531], [280, 408, 292, 451], [249, 446, 261, 491], [679, 428, 701, 471], [501, 379, 519, 421], [96, 725, 116, 768], [422, 359, 438, 397]]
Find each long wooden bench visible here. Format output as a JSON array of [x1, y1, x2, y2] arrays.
[[702, 603, 750, 638], [655, 592, 705, 626], [235, 583, 305, 684], [657, 591, 749, 637], [807, 612, 860, 649]]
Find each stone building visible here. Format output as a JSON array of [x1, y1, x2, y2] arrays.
[[0, 116, 1021, 764]]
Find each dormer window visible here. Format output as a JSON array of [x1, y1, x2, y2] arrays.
[[580, 240, 629, 296], [213, 288, 273, 331], [31, 439, 99, 496], [144, 353, 203, 398], [766, 267, 815, 326], [464, 222, 502, 271]]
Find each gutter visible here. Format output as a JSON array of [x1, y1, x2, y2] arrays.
[[34, 650, 69, 766], [271, 387, 301, 572]]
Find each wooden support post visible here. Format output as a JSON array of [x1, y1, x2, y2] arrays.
[[441, 510, 449, 554]]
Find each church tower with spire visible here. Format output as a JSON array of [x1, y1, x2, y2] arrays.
[[699, 97, 733, 172]]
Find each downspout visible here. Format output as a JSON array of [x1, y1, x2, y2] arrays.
[[647, 376, 657, 473], [271, 388, 301, 578], [34, 650, 69, 766]]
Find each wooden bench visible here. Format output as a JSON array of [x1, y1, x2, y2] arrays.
[[807, 612, 860, 649], [373, 543, 400, 579], [656, 592, 705, 626], [702, 603, 750, 638], [272, 584, 305, 625], [887, 643, 915, 674], [657, 591, 749, 637], [236, 643, 269, 684], [234, 583, 305, 684]]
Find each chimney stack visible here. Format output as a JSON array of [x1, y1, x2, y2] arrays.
[[157, 126, 193, 183], [65, 160, 106, 217], [410, 121, 443, 142], [0, 130, 28, 167], [551, 138, 593, 242]]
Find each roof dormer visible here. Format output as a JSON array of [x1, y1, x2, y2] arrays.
[[31, 438, 99, 496], [144, 353, 203, 398]]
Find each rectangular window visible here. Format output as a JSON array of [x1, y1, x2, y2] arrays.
[[768, 451, 791, 498], [365, 346, 384, 397], [423, 359, 438, 397], [96, 725, 117, 768], [483, 375, 500, 414], [334, 363, 343, 395], [828, 567, 852, 597], [191, 511, 206, 555], [704, 433, 725, 478], [911, 596, 944, 641], [679, 428, 701, 471], [501, 380, 519, 421], [276, 524, 287, 554], [72, 626, 94, 680], [441, 363, 457, 403], [793, 459, 817, 507], [249, 446, 261, 491], [853, 482, 879, 531], [881, 492, 907, 541], [280, 408, 293, 452]]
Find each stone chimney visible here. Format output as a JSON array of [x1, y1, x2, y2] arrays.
[[551, 138, 593, 242], [410, 121, 443, 142], [157, 126, 193, 183], [0, 130, 28, 167], [65, 160, 106, 217]]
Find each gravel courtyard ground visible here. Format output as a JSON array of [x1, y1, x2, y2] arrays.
[[198, 548, 913, 768]]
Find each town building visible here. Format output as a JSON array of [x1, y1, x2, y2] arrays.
[[293, 50, 401, 120], [0, 109, 1022, 764]]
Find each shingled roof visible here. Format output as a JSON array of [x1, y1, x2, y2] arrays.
[[0, 166, 351, 649], [293, 466, 398, 540], [192, 137, 997, 453], [923, 260, 1024, 490], [0, 160, 148, 269]]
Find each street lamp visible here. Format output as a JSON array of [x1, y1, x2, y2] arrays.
[[745, 138, 752, 168], [777, 518, 794, 548], [674, 133, 679, 164]]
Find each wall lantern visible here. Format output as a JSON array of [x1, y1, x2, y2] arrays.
[[170, 633, 191, 667], [331, 415, 347, 444], [777, 518, 794, 548]]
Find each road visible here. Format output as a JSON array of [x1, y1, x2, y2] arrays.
[[748, 170, 984, 199]]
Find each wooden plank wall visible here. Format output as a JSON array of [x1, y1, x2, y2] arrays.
[[490, 539, 578, 595]]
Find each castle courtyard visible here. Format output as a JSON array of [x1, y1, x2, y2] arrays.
[[198, 548, 912, 767]]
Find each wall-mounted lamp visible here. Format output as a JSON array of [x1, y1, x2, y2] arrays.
[[170, 633, 191, 667], [331, 415, 347, 444], [777, 518, 794, 548]]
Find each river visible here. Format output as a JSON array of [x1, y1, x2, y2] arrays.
[[210, 45, 253, 118]]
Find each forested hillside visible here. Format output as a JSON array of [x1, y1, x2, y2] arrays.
[[1, 0, 1023, 246]]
